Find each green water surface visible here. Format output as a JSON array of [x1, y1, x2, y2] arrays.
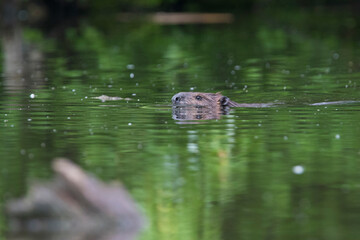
[[0, 9, 360, 240]]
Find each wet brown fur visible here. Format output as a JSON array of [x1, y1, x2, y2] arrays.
[[172, 92, 238, 107], [172, 92, 274, 108]]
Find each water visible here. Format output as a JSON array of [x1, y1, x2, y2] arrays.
[[1, 10, 360, 240]]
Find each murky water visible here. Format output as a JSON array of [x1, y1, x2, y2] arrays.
[[1, 11, 360, 240]]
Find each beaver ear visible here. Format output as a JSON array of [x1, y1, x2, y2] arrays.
[[220, 96, 230, 106]]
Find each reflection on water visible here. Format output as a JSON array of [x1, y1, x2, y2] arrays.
[[1, 9, 360, 240], [172, 106, 228, 122], [2, 22, 44, 91]]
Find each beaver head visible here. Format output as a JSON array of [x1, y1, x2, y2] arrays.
[[171, 92, 231, 107]]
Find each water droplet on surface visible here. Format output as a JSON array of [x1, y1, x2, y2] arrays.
[[292, 165, 305, 175]]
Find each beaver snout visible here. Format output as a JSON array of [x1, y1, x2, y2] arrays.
[[172, 93, 184, 104]]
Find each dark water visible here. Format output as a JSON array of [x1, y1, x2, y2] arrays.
[[1, 10, 360, 240]]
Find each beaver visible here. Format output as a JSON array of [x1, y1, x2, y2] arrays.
[[171, 93, 360, 122], [172, 92, 273, 108]]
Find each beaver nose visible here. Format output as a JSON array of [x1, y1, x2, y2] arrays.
[[172, 93, 183, 104]]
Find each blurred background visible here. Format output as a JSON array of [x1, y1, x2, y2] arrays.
[[2, 0, 360, 28]]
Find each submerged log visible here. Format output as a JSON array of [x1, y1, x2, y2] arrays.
[[6, 158, 144, 240], [151, 13, 234, 24], [117, 12, 234, 24]]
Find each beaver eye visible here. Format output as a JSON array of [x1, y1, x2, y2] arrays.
[[195, 95, 203, 101]]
